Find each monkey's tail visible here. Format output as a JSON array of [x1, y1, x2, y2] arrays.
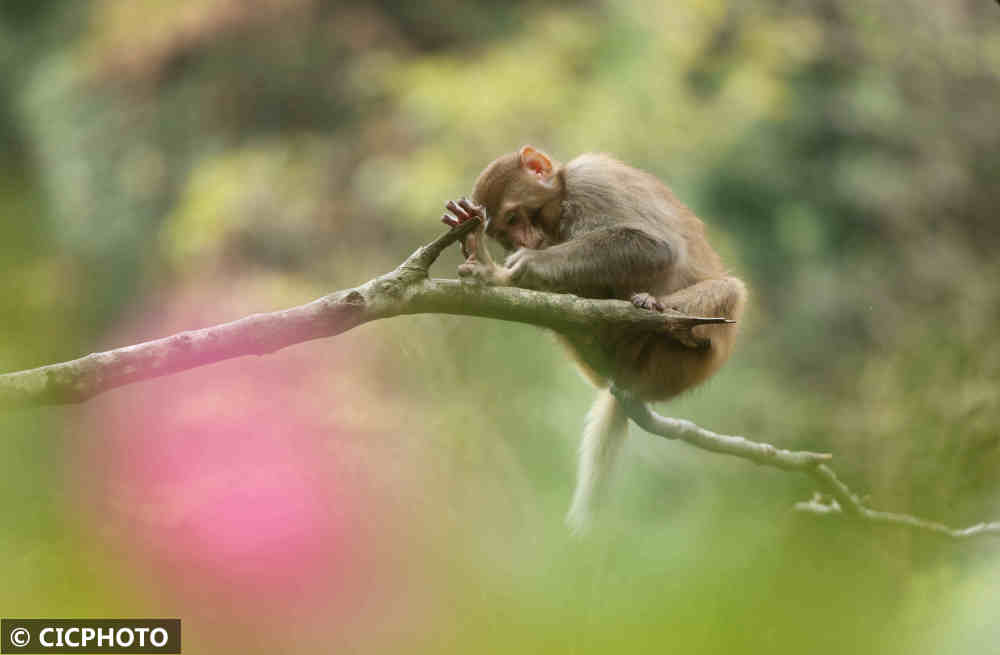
[[565, 387, 630, 535]]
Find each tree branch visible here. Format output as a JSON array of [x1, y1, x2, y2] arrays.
[[2, 223, 997, 541], [0, 219, 724, 409], [610, 386, 1000, 540]]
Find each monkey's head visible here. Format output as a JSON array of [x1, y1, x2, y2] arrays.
[[471, 145, 565, 251]]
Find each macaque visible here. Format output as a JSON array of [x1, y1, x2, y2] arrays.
[[442, 146, 747, 532]]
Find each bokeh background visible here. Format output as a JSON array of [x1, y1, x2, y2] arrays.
[[1, 1, 999, 653]]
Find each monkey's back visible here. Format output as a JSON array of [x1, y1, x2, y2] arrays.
[[563, 154, 725, 294], [558, 154, 744, 400]]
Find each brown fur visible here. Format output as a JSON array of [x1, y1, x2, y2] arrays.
[[447, 145, 748, 530], [459, 146, 746, 402]]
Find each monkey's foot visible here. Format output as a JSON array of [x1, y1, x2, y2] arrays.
[[630, 294, 712, 349], [630, 292, 665, 313], [458, 259, 512, 286], [442, 197, 486, 227]]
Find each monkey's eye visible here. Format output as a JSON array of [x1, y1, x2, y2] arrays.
[[506, 211, 518, 225]]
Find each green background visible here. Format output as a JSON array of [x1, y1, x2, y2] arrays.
[[1, 1, 998, 653]]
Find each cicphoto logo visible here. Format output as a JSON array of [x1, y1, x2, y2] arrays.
[[1, 620, 180, 654]]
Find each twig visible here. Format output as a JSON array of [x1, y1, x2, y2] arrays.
[[610, 386, 1000, 540], [793, 496, 1000, 539]]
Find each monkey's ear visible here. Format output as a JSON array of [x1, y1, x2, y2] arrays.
[[519, 145, 553, 178]]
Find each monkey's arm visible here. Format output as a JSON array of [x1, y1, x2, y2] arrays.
[[442, 198, 518, 286], [457, 228, 516, 286], [506, 227, 673, 298]]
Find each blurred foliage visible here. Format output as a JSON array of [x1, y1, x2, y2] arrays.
[[1, 0, 1000, 653]]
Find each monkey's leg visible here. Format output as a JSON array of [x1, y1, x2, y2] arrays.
[[443, 198, 517, 285], [508, 227, 674, 297], [567, 281, 746, 531], [617, 277, 747, 400], [659, 276, 746, 325]]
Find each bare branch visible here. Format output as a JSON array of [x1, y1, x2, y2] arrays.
[[0, 224, 728, 408], [795, 496, 1000, 539], [793, 497, 1000, 539], [611, 386, 833, 470], [610, 387, 1000, 541], [400, 214, 482, 273]]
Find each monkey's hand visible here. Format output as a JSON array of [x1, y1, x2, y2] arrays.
[[442, 197, 487, 260]]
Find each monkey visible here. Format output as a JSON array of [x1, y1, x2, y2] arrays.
[[442, 145, 747, 533]]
